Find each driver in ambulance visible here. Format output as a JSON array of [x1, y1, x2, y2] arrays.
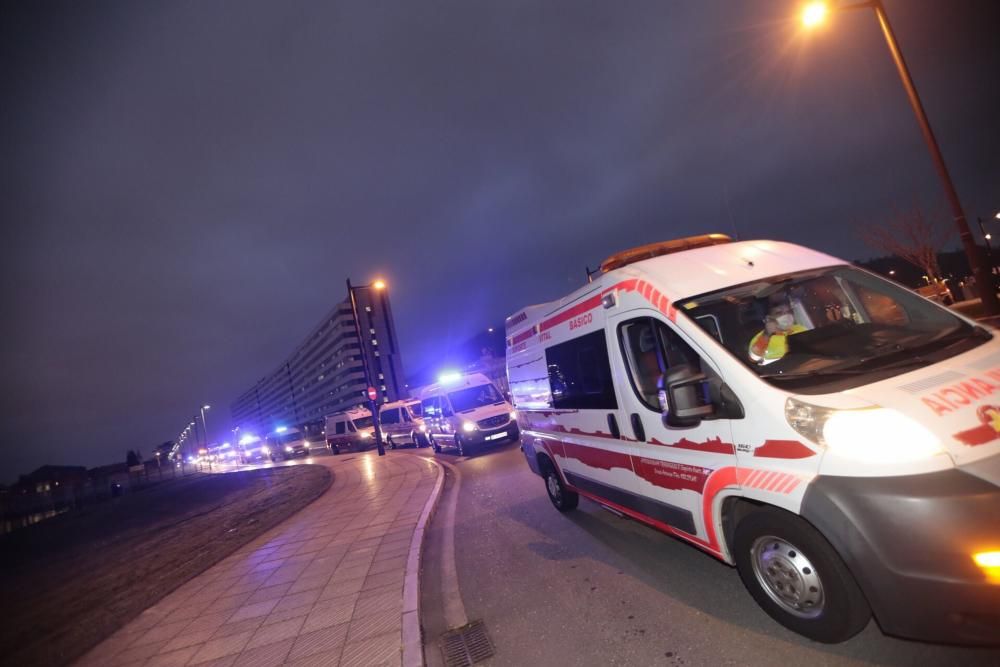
[[748, 293, 807, 364]]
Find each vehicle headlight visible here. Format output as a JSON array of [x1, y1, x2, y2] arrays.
[[360, 431, 371, 439], [304, 443, 310, 448], [462, 421, 477, 432], [419, 424, 427, 432], [285, 446, 293, 452], [785, 398, 943, 463], [510, 410, 517, 419], [262, 446, 271, 455]]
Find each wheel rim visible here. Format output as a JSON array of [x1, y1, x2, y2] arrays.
[[546, 473, 562, 503], [750, 535, 825, 618]]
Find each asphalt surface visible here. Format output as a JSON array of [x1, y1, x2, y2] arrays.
[[412, 442, 1000, 667]]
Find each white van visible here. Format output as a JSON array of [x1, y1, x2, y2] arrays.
[[265, 427, 311, 460], [379, 399, 428, 449], [324, 408, 375, 454], [419, 373, 519, 456], [506, 234, 999, 645]]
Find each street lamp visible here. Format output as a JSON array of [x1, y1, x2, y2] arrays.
[[801, 1, 999, 314], [346, 277, 387, 456], [200, 405, 211, 446]]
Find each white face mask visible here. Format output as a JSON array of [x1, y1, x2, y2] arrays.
[[776, 314, 795, 330]]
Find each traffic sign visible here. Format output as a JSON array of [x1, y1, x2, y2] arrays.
[[367, 386, 377, 401]]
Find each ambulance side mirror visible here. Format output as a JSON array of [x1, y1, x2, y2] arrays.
[[658, 366, 715, 428]]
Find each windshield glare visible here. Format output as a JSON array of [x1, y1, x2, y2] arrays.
[[449, 383, 504, 412], [681, 266, 984, 391], [353, 416, 373, 429]]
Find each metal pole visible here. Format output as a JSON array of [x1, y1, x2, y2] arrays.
[[347, 278, 385, 456], [871, 0, 998, 313]]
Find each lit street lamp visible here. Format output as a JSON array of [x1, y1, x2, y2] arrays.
[[346, 278, 387, 456], [200, 405, 211, 447], [801, 1, 999, 313]]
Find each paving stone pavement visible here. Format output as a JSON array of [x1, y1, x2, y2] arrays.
[[76, 452, 442, 667]]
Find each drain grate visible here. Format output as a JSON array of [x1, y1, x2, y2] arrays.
[[440, 620, 495, 667]]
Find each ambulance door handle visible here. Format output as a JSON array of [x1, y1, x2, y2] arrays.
[[606, 413, 621, 440], [630, 413, 645, 442]]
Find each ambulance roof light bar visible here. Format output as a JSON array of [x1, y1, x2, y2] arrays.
[[599, 233, 733, 274]]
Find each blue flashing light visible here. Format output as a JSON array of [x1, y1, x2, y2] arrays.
[[438, 371, 461, 385]]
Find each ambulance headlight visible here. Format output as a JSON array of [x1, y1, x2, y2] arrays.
[[419, 424, 427, 432], [261, 446, 271, 455], [360, 431, 371, 439], [509, 411, 517, 419], [785, 398, 943, 463], [285, 446, 293, 452], [462, 421, 477, 432]]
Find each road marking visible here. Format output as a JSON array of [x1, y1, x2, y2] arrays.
[[435, 457, 469, 629]]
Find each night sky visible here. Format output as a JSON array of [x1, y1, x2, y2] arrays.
[[2, 1, 998, 480]]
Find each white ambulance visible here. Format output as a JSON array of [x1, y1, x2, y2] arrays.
[[379, 399, 429, 449], [324, 408, 375, 454], [419, 372, 519, 456], [506, 234, 999, 645]]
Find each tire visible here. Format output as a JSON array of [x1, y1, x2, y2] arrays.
[[387, 435, 397, 450], [541, 459, 578, 512], [455, 434, 467, 456], [431, 436, 441, 453], [733, 507, 870, 643]]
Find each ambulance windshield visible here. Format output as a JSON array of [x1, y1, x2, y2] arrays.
[[680, 266, 989, 393], [449, 383, 505, 413]]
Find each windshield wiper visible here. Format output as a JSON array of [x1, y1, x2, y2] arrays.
[[758, 366, 871, 380]]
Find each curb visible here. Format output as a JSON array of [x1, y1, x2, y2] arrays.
[[401, 456, 446, 667]]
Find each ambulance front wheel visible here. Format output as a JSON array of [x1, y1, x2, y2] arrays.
[[733, 507, 870, 643], [542, 461, 578, 512]]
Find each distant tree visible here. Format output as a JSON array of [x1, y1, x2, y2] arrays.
[[126, 450, 140, 467], [858, 206, 952, 282]]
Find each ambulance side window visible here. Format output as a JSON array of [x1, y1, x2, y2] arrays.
[[544, 329, 618, 410], [382, 408, 400, 425], [619, 317, 712, 412]]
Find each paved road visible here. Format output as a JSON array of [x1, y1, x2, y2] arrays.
[[414, 442, 1000, 667]]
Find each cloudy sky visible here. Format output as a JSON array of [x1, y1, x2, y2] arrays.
[[2, 0, 998, 479]]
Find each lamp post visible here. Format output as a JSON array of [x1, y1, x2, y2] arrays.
[[199, 405, 211, 447], [801, 1, 999, 314], [346, 278, 387, 456]]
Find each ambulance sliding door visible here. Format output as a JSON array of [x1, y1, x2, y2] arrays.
[[541, 324, 635, 504]]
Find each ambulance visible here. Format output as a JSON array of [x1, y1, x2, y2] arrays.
[[505, 234, 999, 644], [324, 407, 375, 454], [419, 372, 519, 456], [379, 399, 429, 449]]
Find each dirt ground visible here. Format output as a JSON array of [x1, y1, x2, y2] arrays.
[[0, 464, 331, 667]]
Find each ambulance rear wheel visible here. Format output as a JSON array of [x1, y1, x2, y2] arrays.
[[733, 507, 870, 643], [542, 461, 578, 512]]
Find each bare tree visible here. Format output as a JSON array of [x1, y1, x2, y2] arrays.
[[859, 206, 952, 281]]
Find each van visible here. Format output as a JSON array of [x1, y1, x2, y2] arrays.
[[419, 373, 519, 456], [324, 408, 375, 454], [379, 399, 429, 449], [265, 427, 311, 460], [506, 234, 999, 645]]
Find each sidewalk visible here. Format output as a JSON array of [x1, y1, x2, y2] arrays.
[[76, 452, 442, 667]]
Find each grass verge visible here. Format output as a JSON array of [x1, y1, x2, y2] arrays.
[[0, 464, 331, 666]]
